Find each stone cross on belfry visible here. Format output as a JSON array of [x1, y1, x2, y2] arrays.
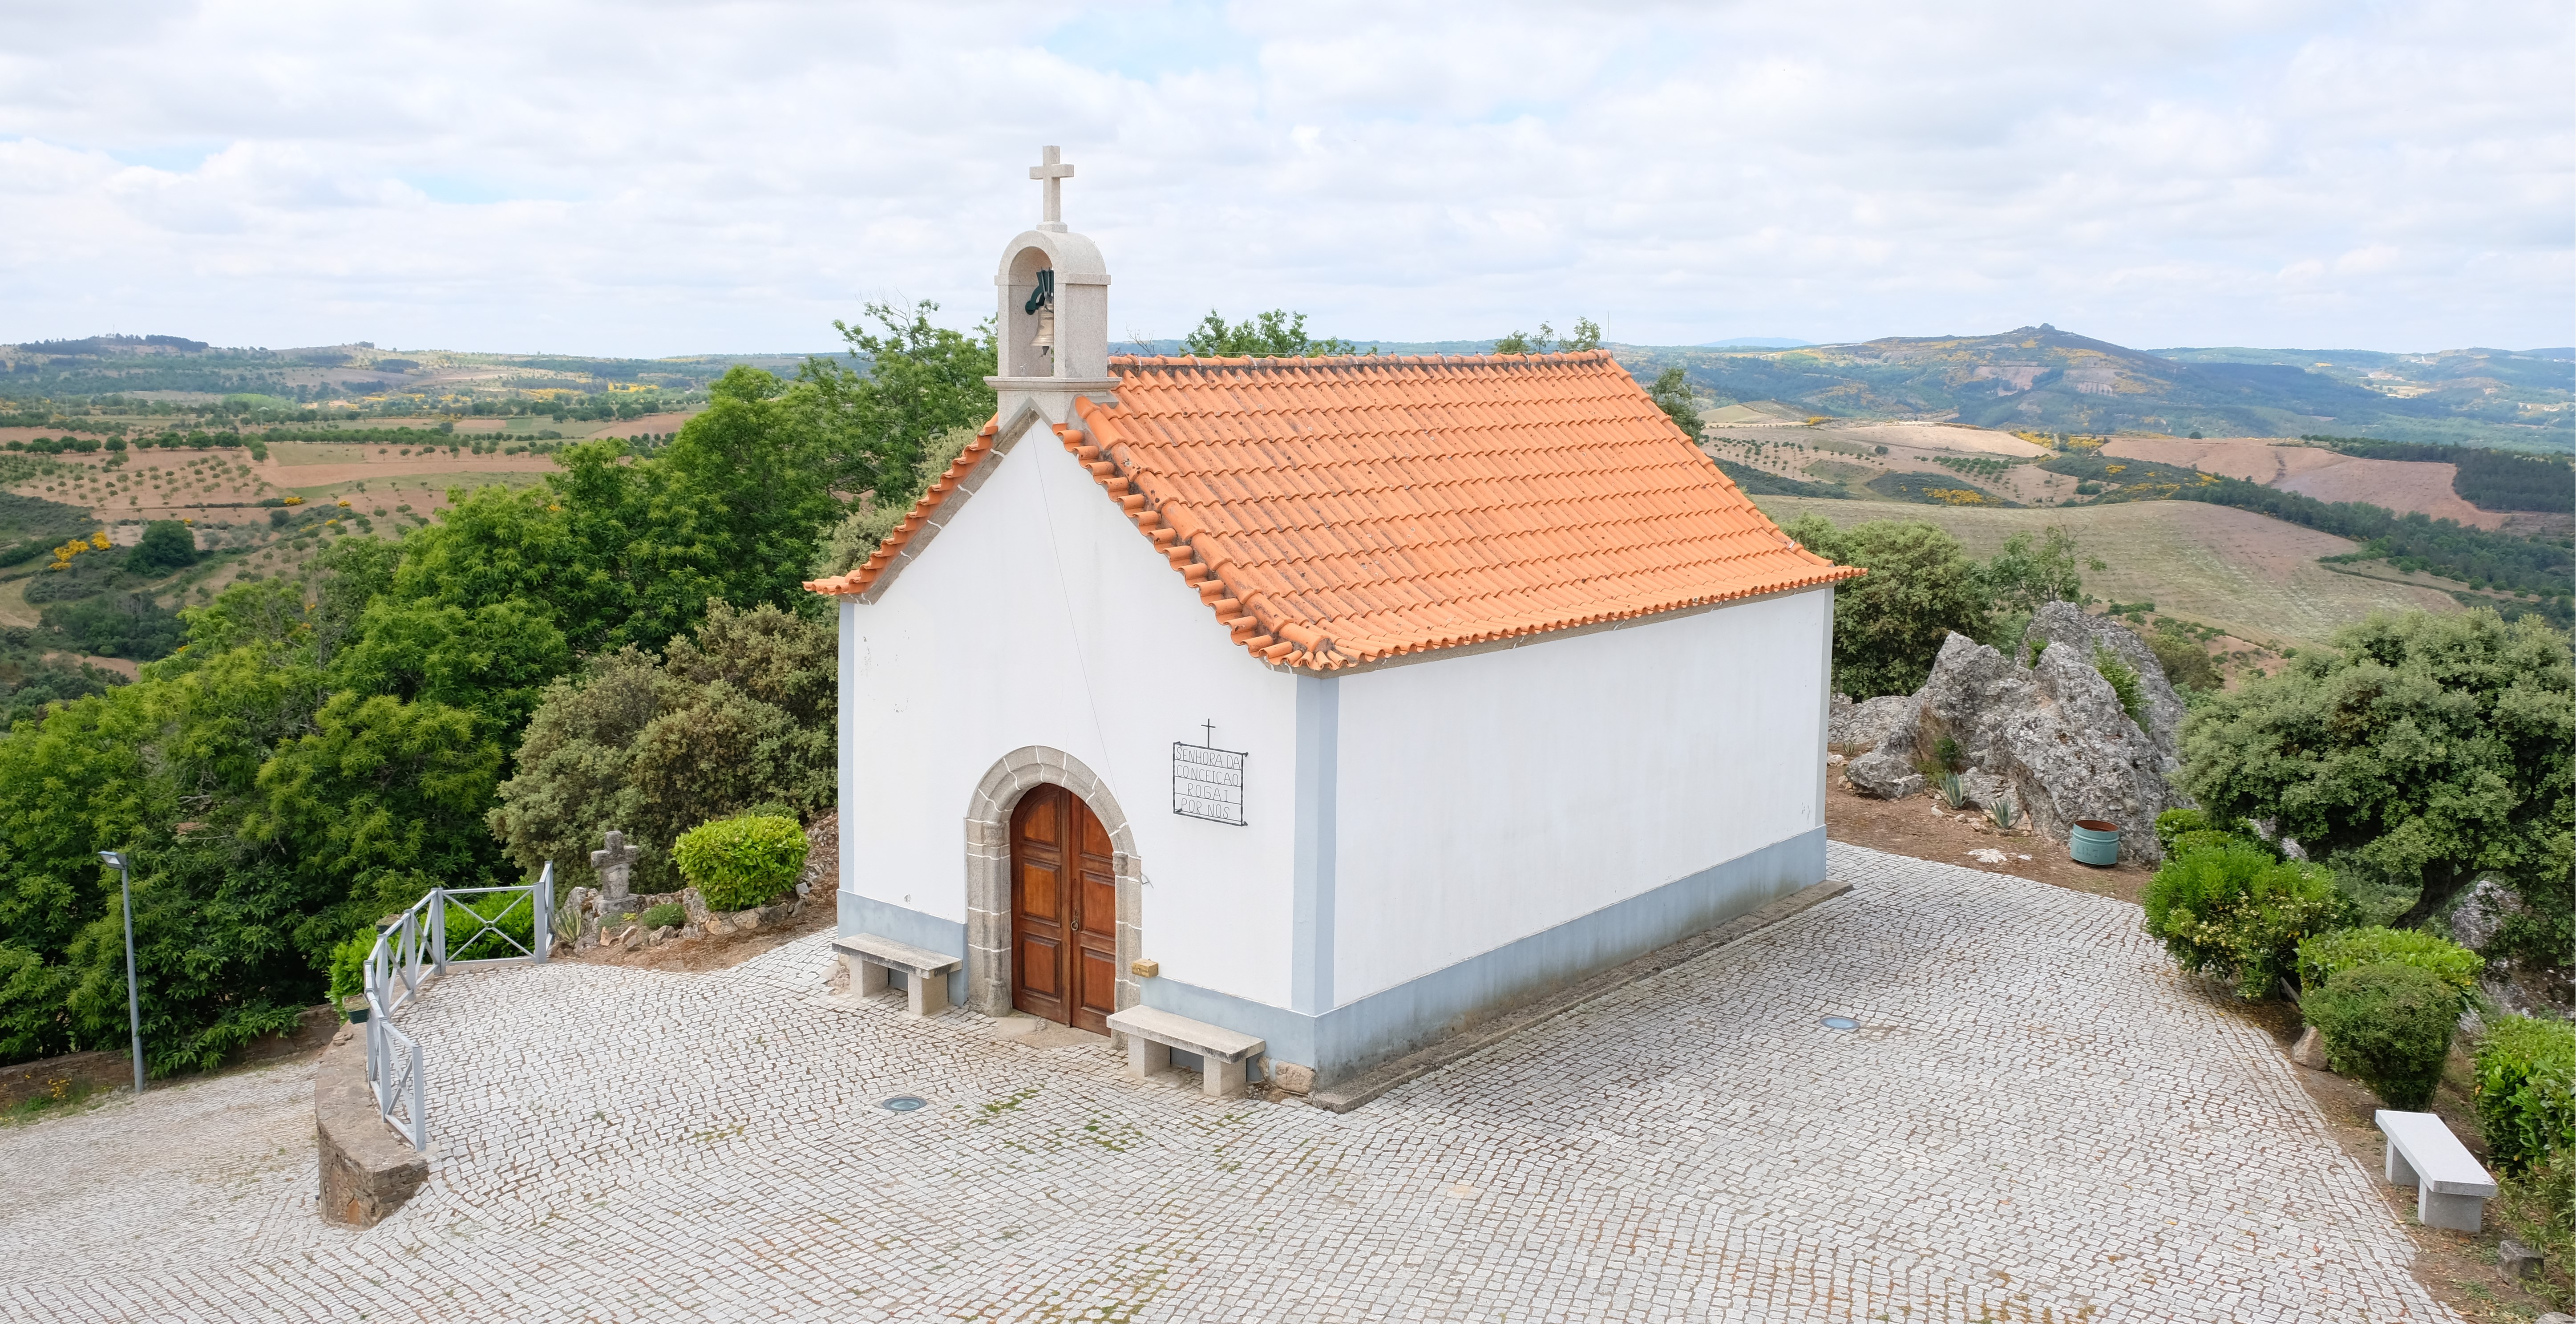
[[591, 830, 640, 908], [1030, 145, 1073, 232]]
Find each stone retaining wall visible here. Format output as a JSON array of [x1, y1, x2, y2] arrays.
[[314, 1023, 427, 1227]]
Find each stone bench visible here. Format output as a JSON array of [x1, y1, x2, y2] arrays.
[[2376, 1109, 2497, 1232], [1106, 1006, 1266, 1099], [831, 935, 962, 1017]]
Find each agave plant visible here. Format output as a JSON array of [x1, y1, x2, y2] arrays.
[[1937, 771, 1969, 810], [1989, 794, 2020, 830]]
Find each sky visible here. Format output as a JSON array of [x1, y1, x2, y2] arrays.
[[1, 0, 2569, 358]]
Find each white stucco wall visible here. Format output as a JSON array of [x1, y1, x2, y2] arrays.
[[1328, 588, 1831, 1005], [839, 423, 1302, 1009]]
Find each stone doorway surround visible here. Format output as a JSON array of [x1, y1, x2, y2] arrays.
[[965, 747, 1142, 1025]]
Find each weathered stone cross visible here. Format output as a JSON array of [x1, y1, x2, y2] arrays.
[[591, 830, 640, 908], [1029, 145, 1074, 226]]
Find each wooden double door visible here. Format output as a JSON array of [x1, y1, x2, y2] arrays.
[[1009, 785, 1118, 1034]]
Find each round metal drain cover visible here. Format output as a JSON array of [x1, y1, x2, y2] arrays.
[[880, 1095, 927, 1112], [1820, 1016, 1860, 1031]]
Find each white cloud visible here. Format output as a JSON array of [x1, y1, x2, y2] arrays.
[[0, 0, 2565, 356]]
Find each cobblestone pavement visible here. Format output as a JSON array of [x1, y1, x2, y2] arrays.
[[0, 844, 2455, 1323]]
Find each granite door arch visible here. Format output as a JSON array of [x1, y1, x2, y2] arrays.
[[964, 748, 1142, 1024]]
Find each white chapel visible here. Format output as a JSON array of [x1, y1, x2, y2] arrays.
[[803, 149, 1860, 1100]]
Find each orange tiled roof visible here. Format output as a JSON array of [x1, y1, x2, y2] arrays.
[[806, 351, 1859, 670]]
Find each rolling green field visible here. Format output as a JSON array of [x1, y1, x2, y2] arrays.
[[1751, 495, 2465, 648]]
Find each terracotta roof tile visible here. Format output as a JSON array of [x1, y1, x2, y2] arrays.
[[808, 352, 1859, 669]]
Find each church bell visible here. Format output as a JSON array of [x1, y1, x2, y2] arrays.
[[1031, 300, 1055, 351]]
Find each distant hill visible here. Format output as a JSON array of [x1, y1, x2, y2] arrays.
[[8, 326, 2566, 454], [1618, 326, 2572, 452], [0, 337, 837, 404], [1697, 337, 1813, 348]]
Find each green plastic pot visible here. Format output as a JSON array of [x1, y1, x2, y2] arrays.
[[2069, 819, 2121, 867]]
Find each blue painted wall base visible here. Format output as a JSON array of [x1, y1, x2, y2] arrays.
[[1144, 825, 1826, 1087]]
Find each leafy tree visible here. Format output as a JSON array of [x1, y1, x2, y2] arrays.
[[1649, 367, 1704, 441], [240, 689, 507, 930], [810, 425, 977, 578], [125, 520, 196, 575], [327, 599, 570, 738], [1782, 516, 1991, 697], [796, 302, 997, 501], [1184, 309, 1358, 358], [39, 592, 182, 660], [489, 602, 835, 895], [2180, 608, 2574, 939], [1495, 318, 1601, 355], [1979, 526, 2099, 626], [2147, 624, 2222, 693]]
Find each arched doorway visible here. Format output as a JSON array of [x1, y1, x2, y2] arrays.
[[1008, 784, 1120, 1033], [963, 746, 1141, 1026]]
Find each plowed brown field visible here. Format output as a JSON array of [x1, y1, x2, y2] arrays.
[[2103, 437, 2503, 529]]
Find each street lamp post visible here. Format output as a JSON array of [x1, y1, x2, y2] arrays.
[[96, 850, 143, 1095]]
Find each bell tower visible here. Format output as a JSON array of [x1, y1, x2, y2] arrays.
[[989, 145, 1117, 429]]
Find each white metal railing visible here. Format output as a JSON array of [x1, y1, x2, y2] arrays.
[[362, 862, 553, 1150]]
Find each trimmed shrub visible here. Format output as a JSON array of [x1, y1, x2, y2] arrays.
[[2302, 961, 2458, 1110], [2144, 837, 2354, 998], [674, 814, 808, 912], [2474, 1014, 2576, 1176], [640, 903, 686, 931], [2296, 927, 2482, 1011]]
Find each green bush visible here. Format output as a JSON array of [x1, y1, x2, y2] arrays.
[[2147, 626, 2221, 692], [326, 929, 373, 1004], [2474, 1014, 2576, 1176], [2295, 927, 2482, 1011], [2143, 837, 2354, 998], [2154, 808, 2207, 854], [2302, 961, 2458, 1109], [125, 520, 197, 575], [673, 814, 808, 912], [640, 902, 686, 931]]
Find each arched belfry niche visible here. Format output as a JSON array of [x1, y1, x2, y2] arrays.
[[994, 228, 1111, 382], [963, 746, 1143, 1021]]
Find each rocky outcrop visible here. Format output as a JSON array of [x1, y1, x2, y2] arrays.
[[1845, 625, 2191, 863], [1828, 693, 1914, 753], [315, 1024, 428, 1227], [2023, 601, 2186, 771]]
